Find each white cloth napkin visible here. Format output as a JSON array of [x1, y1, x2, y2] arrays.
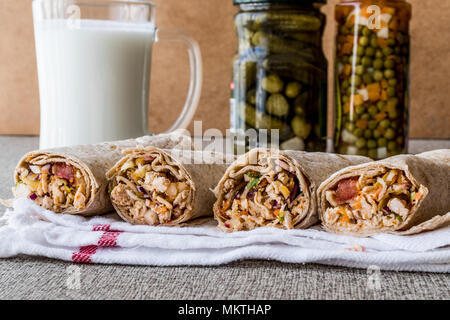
[[1, 198, 449, 272]]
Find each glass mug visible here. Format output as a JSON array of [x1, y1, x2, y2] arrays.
[[32, 0, 202, 149]]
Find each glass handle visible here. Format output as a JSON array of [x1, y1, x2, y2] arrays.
[[153, 29, 203, 132]]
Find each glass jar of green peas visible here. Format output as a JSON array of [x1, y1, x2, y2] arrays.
[[334, 0, 411, 159], [231, 0, 328, 153]]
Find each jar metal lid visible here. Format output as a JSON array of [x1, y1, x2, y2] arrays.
[[234, 0, 326, 5]]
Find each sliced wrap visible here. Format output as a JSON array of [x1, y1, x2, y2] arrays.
[[12, 132, 192, 216], [213, 148, 370, 232], [106, 147, 230, 226], [318, 149, 450, 236]]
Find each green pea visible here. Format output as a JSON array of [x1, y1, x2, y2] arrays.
[[387, 86, 396, 97], [375, 50, 383, 59], [384, 69, 395, 79], [377, 138, 388, 147], [351, 75, 362, 87], [373, 70, 383, 81], [355, 65, 365, 76], [365, 47, 375, 57], [387, 97, 399, 108], [391, 121, 399, 129], [266, 93, 290, 117], [373, 130, 381, 139], [389, 109, 399, 119], [354, 128, 364, 137], [262, 74, 284, 93], [349, 55, 360, 65], [361, 113, 371, 121], [342, 79, 349, 90], [291, 116, 312, 139], [377, 101, 386, 111], [347, 86, 355, 96], [342, 95, 349, 104], [370, 36, 379, 48], [384, 59, 395, 69], [341, 55, 350, 64], [385, 128, 396, 140], [387, 141, 397, 152], [368, 149, 378, 159], [368, 105, 378, 116], [355, 104, 365, 115], [367, 139, 377, 149], [362, 57, 372, 67], [396, 136, 404, 145], [373, 59, 384, 69], [388, 78, 398, 87], [355, 137, 367, 149], [362, 73, 373, 85], [380, 119, 390, 129], [357, 46, 365, 56], [345, 122, 355, 132], [285, 82, 302, 98], [364, 129, 372, 139], [362, 27, 371, 37], [382, 46, 394, 56], [395, 47, 402, 55], [359, 36, 369, 47], [387, 38, 396, 46], [368, 120, 378, 130]]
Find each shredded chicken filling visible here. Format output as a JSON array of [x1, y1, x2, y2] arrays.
[[15, 162, 87, 212], [109, 156, 191, 225], [218, 158, 307, 231], [324, 169, 423, 231]]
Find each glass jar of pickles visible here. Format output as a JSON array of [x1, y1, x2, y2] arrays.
[[231, 0, 328, 153], [334, 0, 411, 159]]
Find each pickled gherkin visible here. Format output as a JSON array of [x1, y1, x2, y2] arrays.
[[333, 0, 411, 159], [266, 93, 290, 117], [231, 0, 328, 153]]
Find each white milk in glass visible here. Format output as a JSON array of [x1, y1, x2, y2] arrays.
[[34, 20, 155, 149]]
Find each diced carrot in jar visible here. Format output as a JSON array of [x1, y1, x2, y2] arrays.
[[382, 6, 396, 15], [341, 42, 353, 55], [356, 119, 368, 129], [353, 94, 364, 106], [367, 82, 381, 101], [343, 64, 352, 76], [375, 112, 387, 121], [378, 38, 389, 47]]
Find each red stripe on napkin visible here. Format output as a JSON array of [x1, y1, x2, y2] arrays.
[[71, 225, 122, 264]]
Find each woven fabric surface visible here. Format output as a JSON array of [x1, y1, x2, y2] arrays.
[[1, 136, 449, 300]]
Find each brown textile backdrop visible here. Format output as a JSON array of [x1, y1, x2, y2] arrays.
[[0, 0, 449, 138]]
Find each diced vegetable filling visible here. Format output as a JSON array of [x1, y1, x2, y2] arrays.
[[218, 159, 306, 231], [15, 162, 87, 212], [109, 156, 191, 225], [324, 169, 422, 231]]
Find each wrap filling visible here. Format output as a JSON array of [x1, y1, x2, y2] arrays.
[[14, 162, 88, 212], [323, 168, 424, 231], [109, 153, 192, 225], [217, 156, 308, 230]]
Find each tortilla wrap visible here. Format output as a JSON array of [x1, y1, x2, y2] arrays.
[[317, 149, 450, 236], [106, 147, 230, 226], [213, 148, 371, 232], [11, 132, 192, 216]]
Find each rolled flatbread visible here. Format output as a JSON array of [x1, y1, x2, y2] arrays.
[[317, 149, 450, 236], [106, 147, 230, 226], [11, 132, 192, 216], [213, 148, 370, 232]]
